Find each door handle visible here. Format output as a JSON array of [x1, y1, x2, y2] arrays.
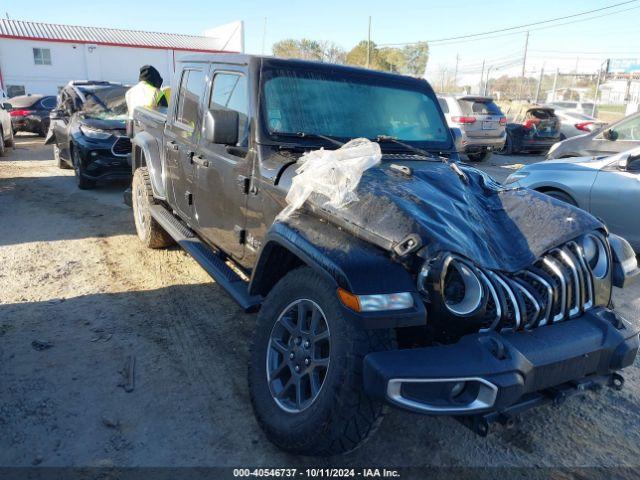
[[192, 155, 209, 168], [166, 140, 179, 151]]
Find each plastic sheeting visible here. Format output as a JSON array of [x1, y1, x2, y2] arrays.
[[277, 138, 382, 221]]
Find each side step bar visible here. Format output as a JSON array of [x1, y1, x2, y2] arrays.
[[149, 204, 262, 313]]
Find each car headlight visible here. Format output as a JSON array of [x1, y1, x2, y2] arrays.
[[441, 256, 483, 316], [80, 125, 112, 140], [581, 233, 609, 279], [505, 171, 529, 184]]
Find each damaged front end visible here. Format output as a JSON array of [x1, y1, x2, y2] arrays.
[[274, 139, 640, 426]]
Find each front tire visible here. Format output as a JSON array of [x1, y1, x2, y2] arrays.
[[0, 129, 6, 157], [132, 167, 174, 249], [71, 145, 96, 189], [541, 189, 577, 206], [249, 267, 394, 456]]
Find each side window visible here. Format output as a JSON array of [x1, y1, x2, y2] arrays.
[[175, 69, 205, 131], [438, 98, 449, 114], [611, 116, 640, 141], [209, 73, 249, 145]]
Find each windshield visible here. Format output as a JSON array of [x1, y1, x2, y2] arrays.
[[79, 85, 128, 120], [262, 68, 451, 150]]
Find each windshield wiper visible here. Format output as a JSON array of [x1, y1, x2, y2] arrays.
[[273, 131, 346, 148], [374, 135, 468, 183]]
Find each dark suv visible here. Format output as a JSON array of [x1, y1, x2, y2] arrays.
[[46, 81, 131, 189], [129, 54, 639, 456]]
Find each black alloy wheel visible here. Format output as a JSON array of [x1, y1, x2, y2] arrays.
[[266, 298, 331, 413]]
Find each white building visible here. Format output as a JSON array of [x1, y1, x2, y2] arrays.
[[0, 18, 244, 97]]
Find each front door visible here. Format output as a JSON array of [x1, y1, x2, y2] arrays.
[[165, 67, 206, 222], [587, 114, 640, 156], [194, 67, 251, 261], [590, 156, 640, 248]]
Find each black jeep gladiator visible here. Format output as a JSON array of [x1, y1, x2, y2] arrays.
[[130, 54, 640, 456]]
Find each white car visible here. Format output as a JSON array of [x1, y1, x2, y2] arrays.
[[0, 100, 14, 156], [547, 100, 597, 116], [554, 110, 606, 139]]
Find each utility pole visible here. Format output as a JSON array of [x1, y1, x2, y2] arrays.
[[519, 31, 529, 100], [551, 68, 559, 102], [453, 54, 459, 90], [535, 66, 545, 103], [479, 59, 485, 95], [366, 16, 372, 69]]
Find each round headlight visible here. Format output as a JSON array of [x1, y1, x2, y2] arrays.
[[581, 234, 608, 279], [442, 259, 483, 316]]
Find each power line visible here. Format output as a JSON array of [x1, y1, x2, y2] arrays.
[[380, 0, 639, 46]]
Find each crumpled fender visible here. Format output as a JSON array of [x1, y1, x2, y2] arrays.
[[132, 130, 165, 199], [249, 213, 417, 297]]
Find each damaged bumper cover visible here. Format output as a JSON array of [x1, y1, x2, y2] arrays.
[[363, 307, 639, 415]]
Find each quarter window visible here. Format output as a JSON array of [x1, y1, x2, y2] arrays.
[[209, 73, 248, 145], [175, 69, 205, 130], [33, 48, 52, 66]]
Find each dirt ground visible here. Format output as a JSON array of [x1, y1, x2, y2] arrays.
[[1, 135, 640, 473]]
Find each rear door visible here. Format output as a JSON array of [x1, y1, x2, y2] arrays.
[[194, 65, 251, 260], [164, 66, 206, 222], [457, 97, 504, 139], [590, 157, 640, 247]]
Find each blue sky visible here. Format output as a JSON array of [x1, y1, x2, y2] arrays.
[[3, 0, 639, 85]]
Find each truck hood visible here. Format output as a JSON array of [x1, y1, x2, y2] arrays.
[[311, 159, 603, 273]]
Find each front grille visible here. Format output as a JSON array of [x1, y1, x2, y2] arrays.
[[111, 136, 132, 156], [479, 241, 594, 332]]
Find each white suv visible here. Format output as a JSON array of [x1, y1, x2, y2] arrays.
[[437, 95, 506, 161]]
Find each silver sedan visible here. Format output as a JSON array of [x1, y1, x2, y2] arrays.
[[506, 147, 640, 250]]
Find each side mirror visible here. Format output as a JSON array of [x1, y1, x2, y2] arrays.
[[450, 127, 463, 153], [204, 109, 239, 145], [1, 102, 12, 111], [603, 128, 618, 141], [617, 154, 629, 171]]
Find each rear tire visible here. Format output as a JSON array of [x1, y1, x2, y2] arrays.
[[5, 128, 14, 148], [249, 267, 394, 456], [132, 167, 174, 249], [467, 150, 492, 162], [39, 119, 50, 138]]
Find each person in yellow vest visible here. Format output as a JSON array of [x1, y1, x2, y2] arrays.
[[160, 86, 171, 107], [125, 65, 167, 118]]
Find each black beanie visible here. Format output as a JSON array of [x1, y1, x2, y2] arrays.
[[139, 65, 163, 89]]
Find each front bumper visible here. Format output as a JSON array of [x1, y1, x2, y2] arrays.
[[520, 137, 561, 151], [75, 141, 131, 181], [363, 307, 638, 415]]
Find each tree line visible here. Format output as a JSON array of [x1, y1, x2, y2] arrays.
[[272, 39, 429, 78]]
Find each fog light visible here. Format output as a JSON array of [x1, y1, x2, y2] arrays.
[[449, 381, 466, 400], [90, 151, 98, 157]]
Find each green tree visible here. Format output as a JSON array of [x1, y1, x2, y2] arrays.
[[272, 39, 346, 64], [402, 42, 429, 77]]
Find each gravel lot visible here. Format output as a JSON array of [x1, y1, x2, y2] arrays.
[[1, 135, 640, 473]]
